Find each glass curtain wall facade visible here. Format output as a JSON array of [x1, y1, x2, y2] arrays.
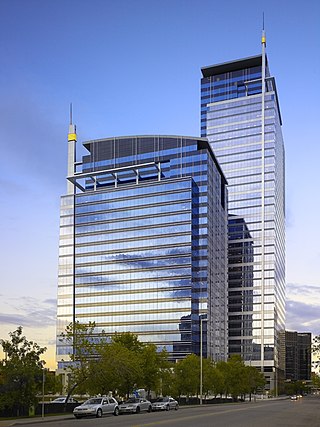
[[201, 55, 285, 391], [285, 331, 311, 381], [56, 135, 228, 369]]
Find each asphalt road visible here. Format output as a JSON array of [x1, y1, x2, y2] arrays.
[[11, 396, 320, 427]]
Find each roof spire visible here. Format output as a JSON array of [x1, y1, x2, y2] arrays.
[[68, 103, 77, 141], [69, 103, 73, 125], [67, 104, 77, 195], [261, 12, 266, 45]]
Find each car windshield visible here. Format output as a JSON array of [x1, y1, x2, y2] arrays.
[[155, 398, 168, 402], [84, 398, 103, 405]]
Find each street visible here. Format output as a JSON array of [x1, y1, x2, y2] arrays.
[[10, 396, 320, 427]]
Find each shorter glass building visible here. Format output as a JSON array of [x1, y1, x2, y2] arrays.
[[56, 135, 228, 368], [285, 331, 311, 381]]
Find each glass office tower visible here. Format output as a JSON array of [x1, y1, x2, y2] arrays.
[[56, 134, 228, 370], [201, 54, 285, 391], [285, 331, 311, 382]]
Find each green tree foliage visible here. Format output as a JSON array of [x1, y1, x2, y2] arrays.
[[44, 372, 64, 395], [63, 325, 166, 399], [243, 366, 265, 399], [214, 356, 265, 400], [87, 341, 142, 397], [214, 360, 229, 397], [312, 372, 320, 389], [140, 344, 163, 398], [112, 331, 144, 353], [158, 362, 177, 397], [60, 321, 106, 396], [0, 326, 47, 415], [225, 356, 247, 399], [174, 354, 200, 397], [62, 323, 266, 402], [202, 358, 218, 397], [209, 365, 225, 397]]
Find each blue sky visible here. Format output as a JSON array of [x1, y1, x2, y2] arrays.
[[0, 0, 319, 368]]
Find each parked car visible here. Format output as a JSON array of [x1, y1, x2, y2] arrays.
[[51, 396, 78, 403], [73, 397, 119, 418], [119, 397, 152, 414], [152, 396, 179, 411]]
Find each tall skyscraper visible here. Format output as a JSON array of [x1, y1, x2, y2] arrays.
[[200, 35, 285, 392], [56, 133, 228, 371]]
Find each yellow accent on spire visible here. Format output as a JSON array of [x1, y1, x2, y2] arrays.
[[68, 133, 77, 141], [262, 35, 266, 44]]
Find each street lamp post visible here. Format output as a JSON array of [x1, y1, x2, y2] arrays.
[[41, 368, 46, 418], [200, 316, 207, 405], [200, 317, 203, 405]]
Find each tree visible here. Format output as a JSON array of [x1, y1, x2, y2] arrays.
[[244, 366, 265, 400], [89, 340, 142, 398], [112, 332, 144, 353], [43, 371, 64, 395], [158, 361, 177, 397], [215, 360, 230, 398], [216, 356, 259, 401], [0, 326, 47, 416], [60, 321, 107, 396], [61, 326, 164, 399], [312, 372, 320, 390], [209, 364, 225, 398], [202, 358, 218, 398], [175, 354, 200, 397]]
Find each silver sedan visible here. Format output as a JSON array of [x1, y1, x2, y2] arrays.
[[119, 397, 152, 414], [73, 397, 119, 418], [152, 396, 179, 411]]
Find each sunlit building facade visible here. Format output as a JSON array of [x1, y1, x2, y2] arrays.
[[56, 134, 228, 369], [201, 54, 286, 391]]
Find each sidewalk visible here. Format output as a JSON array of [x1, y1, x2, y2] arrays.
[[0, 414, 73, 427]]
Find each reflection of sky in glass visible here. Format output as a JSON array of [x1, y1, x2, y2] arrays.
[[75, 246, 191, 264]]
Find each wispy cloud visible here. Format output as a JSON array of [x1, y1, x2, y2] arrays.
[[286, 282, 320, 335], [0, 296, 56, 329], [287, 282, 320, 300]]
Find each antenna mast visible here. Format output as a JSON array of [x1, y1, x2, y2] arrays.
[[67, 104, 77, 194], [260, 12, 266, 378], [69, 103, 73, 125]]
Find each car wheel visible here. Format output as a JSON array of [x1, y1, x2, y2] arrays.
[[74, 415, 82, 419], [166, 405, 170, 411], [135, 406, 140, 414], [114, 407, 119, 416], [175, 404, 179, 410], [96, 408, 103, 418], [148, 405, 152, 413]]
